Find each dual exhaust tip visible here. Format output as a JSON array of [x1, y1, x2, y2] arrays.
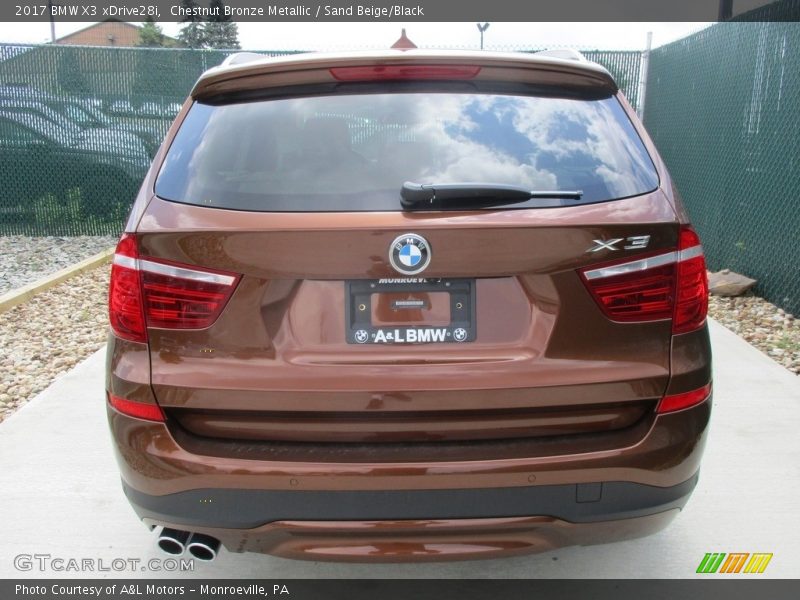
[[157, 528, 220, 561]]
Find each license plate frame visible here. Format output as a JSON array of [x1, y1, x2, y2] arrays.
[[345, 279, 476, 344]]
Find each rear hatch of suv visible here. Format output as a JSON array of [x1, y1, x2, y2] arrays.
[[116, 54, 703, 458]]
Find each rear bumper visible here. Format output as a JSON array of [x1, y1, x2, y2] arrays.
[[107, 321, 712, 561], [110, 397, 710, 560], [127, 476, 695, 561], [124, 474, 698, 529], [144, 511, 683, 562]]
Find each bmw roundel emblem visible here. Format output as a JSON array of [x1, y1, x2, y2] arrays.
[[389, 233, 431, 275]]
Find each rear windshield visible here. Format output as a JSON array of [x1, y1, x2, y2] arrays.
[[156, 91, 659, 212]]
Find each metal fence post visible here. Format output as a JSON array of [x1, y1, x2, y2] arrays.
[[638, 31, 653, 119]]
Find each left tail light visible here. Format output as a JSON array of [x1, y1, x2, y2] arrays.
[[107, 392, 164, 422], [109, 234, 146, 343], [108, 233, 240, 343]]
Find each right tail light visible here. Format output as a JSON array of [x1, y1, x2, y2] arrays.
[[672, 227, 709, 334], [581, 225, 708, 334]]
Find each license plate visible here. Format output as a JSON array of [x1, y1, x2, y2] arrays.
[[346, 279, 475, 344]]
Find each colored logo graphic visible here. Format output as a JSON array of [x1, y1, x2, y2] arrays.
[[398, 243, 422, 267], [696, 552, 773, 574], [389, 233, 431, 275]]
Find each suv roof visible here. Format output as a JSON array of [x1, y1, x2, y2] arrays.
[[191, 49, 618, 99]]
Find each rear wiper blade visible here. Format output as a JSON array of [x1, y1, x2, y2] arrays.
[[400, 182, 583, 210]]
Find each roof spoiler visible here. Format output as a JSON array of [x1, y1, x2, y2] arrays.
[[221, 49, 590, 68], [193, 50, 617, 100]]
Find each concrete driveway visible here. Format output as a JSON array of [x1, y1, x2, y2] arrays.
[[1, 320, 798, 578]]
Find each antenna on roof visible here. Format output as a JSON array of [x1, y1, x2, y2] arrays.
[[476, 23, 490, 50], [391, 29, 417, 50]]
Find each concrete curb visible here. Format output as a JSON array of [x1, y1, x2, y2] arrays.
[[0, 247, 114, 314]]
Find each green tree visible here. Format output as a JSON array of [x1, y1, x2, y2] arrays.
[[204, 0, 240, 49], [177, 0, 206, 48], [138, 16, 167, 47]]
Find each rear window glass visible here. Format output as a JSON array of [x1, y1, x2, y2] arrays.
[[155, 91, 659, 212]]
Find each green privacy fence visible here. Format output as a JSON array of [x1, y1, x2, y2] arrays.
[[0, 43, 642, 237], [643, 19, 800, 315], [0, 44, 298, 236]]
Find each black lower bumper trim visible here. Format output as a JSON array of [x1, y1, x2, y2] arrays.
[[123, 473, 698, 529]]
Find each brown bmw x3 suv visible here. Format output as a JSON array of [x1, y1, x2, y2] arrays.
[[106, 48, 712, 562]]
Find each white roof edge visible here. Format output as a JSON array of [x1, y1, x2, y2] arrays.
[[531, 48, 588, 62], [220, 52, 270, 67]]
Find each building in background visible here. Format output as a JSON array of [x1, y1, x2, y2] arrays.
[[54, 20, 177, 47]]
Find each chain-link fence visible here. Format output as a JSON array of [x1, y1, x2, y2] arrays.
[[0, 44, 298, 236], [0, 43, 642, 237], [644, 19, 800, 315]]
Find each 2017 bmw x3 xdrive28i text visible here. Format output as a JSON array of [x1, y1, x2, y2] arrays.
[[106, 49, 712, 562]]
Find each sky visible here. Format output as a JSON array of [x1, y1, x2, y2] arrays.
[[0, 21, 712, 51]]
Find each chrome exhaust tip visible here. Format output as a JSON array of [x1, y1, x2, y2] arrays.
[[186, 533, 221, 561], [157, 528, 191, 556]]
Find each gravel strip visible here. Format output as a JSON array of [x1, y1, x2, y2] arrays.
[[0, 235, 117, 295], [0, 265, 110, 422], [709, 295, 800, 375]]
